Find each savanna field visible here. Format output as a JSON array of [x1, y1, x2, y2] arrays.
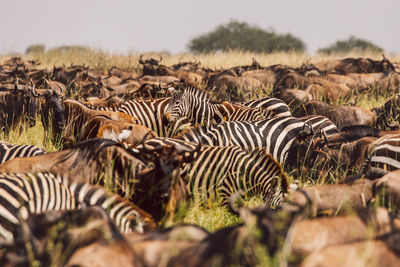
[[1, 48, 400, 266]]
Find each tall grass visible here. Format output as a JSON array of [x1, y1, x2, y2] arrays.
[[8, 47, 397, 71]]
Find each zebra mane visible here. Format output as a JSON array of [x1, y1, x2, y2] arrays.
[[182, 85, 218, 104]]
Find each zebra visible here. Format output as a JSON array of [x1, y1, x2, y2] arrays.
[[86, 97, 190, 137], [164, 85, 291, 128], [0, 172, 153, 243], [298, 115, 339, 137], [362, 134, 400, 179], [139, 138, 288, 206], [0, 141, 46, 164], [175, 116, 312, 167]]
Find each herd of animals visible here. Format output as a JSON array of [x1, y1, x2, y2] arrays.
[[1, 55, 400, 266]]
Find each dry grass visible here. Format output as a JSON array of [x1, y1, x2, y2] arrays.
[[3, 47, 396, 71]]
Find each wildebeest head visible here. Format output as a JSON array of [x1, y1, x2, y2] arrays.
[[37, 89, 65, 142], [139, 55, 162, 76], [23, 83, 39, 128], [133, 136, 201, 221]]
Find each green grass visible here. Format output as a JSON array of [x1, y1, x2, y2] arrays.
[[0, 118, 58, 152]]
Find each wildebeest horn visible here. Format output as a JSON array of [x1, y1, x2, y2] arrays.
[[30, 83, 38, 97], [158, 55, 162, 63], [138, 55, 144, 64]]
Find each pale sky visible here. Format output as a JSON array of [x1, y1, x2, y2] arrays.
[[1, 0, 399, 55]]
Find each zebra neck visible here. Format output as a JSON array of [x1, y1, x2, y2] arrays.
[[188, 101, 220, 128]]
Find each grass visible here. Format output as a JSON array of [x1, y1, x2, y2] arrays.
[[2, 47, 395, 71], [1, 48, 400, 265]]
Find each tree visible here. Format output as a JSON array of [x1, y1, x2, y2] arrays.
[[317, 36, 383, 54], [25, 44, 46, 54], [188, 20, 306, 53]]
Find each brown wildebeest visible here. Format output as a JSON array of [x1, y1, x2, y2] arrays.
[[241, 69, 277, 88], [372, 93, 400, 129], [80, 114, 157, 145], [62, 99, 138, 145], [274, 72, 352, 102], [299, 239, 400, 267], [311, 136, 377, 177], [138, 55, 163, 76], [213, 74, 265, 101], [82, 95, 124, 108], [286, 179, 374, 216], [288, 207, 400, 260], [313, 56, 395, 74], [293, 100, 377, 130], [0, 87, 38, 133]]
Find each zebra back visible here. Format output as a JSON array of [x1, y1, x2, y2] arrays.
[[241, 97, 292, 118], [218, 102, 267, 122], [298, 115, 339, 137], [362, 135, 400, 178], [0, 141, 46, 164], [0, 172, 152, 242]]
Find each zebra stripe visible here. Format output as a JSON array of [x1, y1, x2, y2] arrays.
[[176, 116, 308, 166], [241, 97, 292, 117], [362, 135, 400, 178], [298, 115, 339, 137], [140, 138, 288, 206], [0, 172, 151, 242], [219, 102, 269, 122], [0, 141, 46, 164]]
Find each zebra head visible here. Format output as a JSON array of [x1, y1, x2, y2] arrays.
[[164, 86, 215, 127], [164, 89, 186, 123]]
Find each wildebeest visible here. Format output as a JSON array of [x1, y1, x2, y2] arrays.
[[293, 100, 377, 130], [79, 115, 157, 145], [61, 99, 138, 145], [313, 56, 395, 74], [0, 87, 38, 133]]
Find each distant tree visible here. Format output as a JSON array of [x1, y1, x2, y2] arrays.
[[317, 36, 383, 54], [25, 44, 46, 54], [47, 45, 92, 53], [188, 20, 306, 53]]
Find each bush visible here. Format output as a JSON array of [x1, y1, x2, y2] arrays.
[[317, 36, 383, 54], [188, 20, 306, 54], [25, 44, 46, 54]]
